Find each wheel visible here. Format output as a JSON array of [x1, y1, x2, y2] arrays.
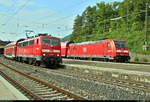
[[36, 61, 41, 66], [104, 58, 109, 62], [29, 59, 33, 65], [113, 59, 118, 62], [19, 57, 22, 62]]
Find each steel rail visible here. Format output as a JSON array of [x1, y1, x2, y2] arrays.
[[0, 70, 43, 100], [0, 62, 87, 100]]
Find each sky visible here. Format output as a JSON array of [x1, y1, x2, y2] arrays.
[[0, 0, 123, 41]]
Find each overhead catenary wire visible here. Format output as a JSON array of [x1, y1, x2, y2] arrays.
[[1, 0, 89, 36], [35, 0, 88, 22], [2, 0, 147, 40], [4, 0, 31, 25], [1, 0, 32, 38]]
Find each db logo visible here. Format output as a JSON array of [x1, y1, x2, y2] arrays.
[[83, 48, 86, 52]]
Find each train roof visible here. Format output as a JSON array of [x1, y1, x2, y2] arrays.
[[72, 40, 105, 45], [17, 34, 60, 43], [71, 39, 126, 45], [7, 41, 17, 45], [5, 41, 17, 47]]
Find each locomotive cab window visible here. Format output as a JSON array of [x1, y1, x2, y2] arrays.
[[114, 41, 127, 48], [42, 38, 59, 45]]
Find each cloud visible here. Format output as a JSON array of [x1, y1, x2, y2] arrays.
[[0, 0, 74, 41], [0, 0, 12, 6], [0, 0, 37, 7]]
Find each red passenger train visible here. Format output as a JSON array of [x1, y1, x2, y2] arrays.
[[4, 34, 62, 66], [4, 42, 17, 58], [61, 39, 130, 62]]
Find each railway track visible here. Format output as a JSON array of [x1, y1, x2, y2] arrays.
[[41, 65, 150, 94], [0, 62, 87, 100], [1, 56, 150, 99], [63, 58, 150, 71], [63, 57, 150, 65]]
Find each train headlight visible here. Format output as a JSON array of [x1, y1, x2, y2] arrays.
[[43, 54, 46, 56], [116, 50, 121, 52], [42, 49, 51, 52], [124, 50, 129, 53], [53, 50, 60, 53]]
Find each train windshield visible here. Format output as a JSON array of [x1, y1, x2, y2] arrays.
[[114, 40, 127, 48], [42, 38, 60, 45]]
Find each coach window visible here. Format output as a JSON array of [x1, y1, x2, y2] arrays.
[[25, 42, 28, 46], [29, 40, 34, 46], [20, 43, 23, 47], [23, 42, 25, 46], [18, 43, 20, 47], [18, 43, 21, 47], [23, 42, 28, 46]]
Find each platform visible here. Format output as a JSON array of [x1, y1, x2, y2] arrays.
[[0, 75, 28, 100]]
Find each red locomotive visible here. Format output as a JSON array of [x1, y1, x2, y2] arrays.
[[4, 34, 62, 66], [61, 39, 130, 62]]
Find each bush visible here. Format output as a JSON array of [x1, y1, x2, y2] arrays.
[[142, 58, 148, 62], [134, 56, 139, 62]]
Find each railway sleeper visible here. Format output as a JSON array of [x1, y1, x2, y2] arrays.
[[33, 87, 48, 90], [45, 90, 57, 94], [30, 81, 41, 84], [65, 98, 74, 100], [32, 87, 49, 89], [32, 89, 53, 93], [36, 91, 58, 95], [33, 88, 51, 92], [35, 90, 57, 94], [46, 93, 62, 97], [33, 84, 47, 87], [49, 95, 68, 100], [40, 93, 61, 98], [44, 95, 68, 100]]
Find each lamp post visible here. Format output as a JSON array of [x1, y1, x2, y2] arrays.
[[143, 3, 149, 51]]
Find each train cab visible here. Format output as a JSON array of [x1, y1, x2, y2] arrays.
[[61, 39, 130, 62], [4, 42, 18, 59], [113, 40, 130, 62], [16, 34, 62, 66]]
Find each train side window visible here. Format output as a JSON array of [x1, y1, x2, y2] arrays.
[[25, 42, 27, 46], [23, 42, 28, 46], [18, 43, 21, 47], [29, 40, 34, 46], [37, 39, 39, 44], [32, 40, 34, 45], [107, 43, 110, 47], [27, 41, 29, 46], [18, 43, 20, 47], [23, 42, 25, 46], [20, 43, 23, 47]]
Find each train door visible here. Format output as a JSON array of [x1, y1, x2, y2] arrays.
[[34, 39, 39, 56], [104, 41, 112, 56], [65, 43, 70, 57], [12, 46, 16, 57], [103, 41, 107, 56]]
